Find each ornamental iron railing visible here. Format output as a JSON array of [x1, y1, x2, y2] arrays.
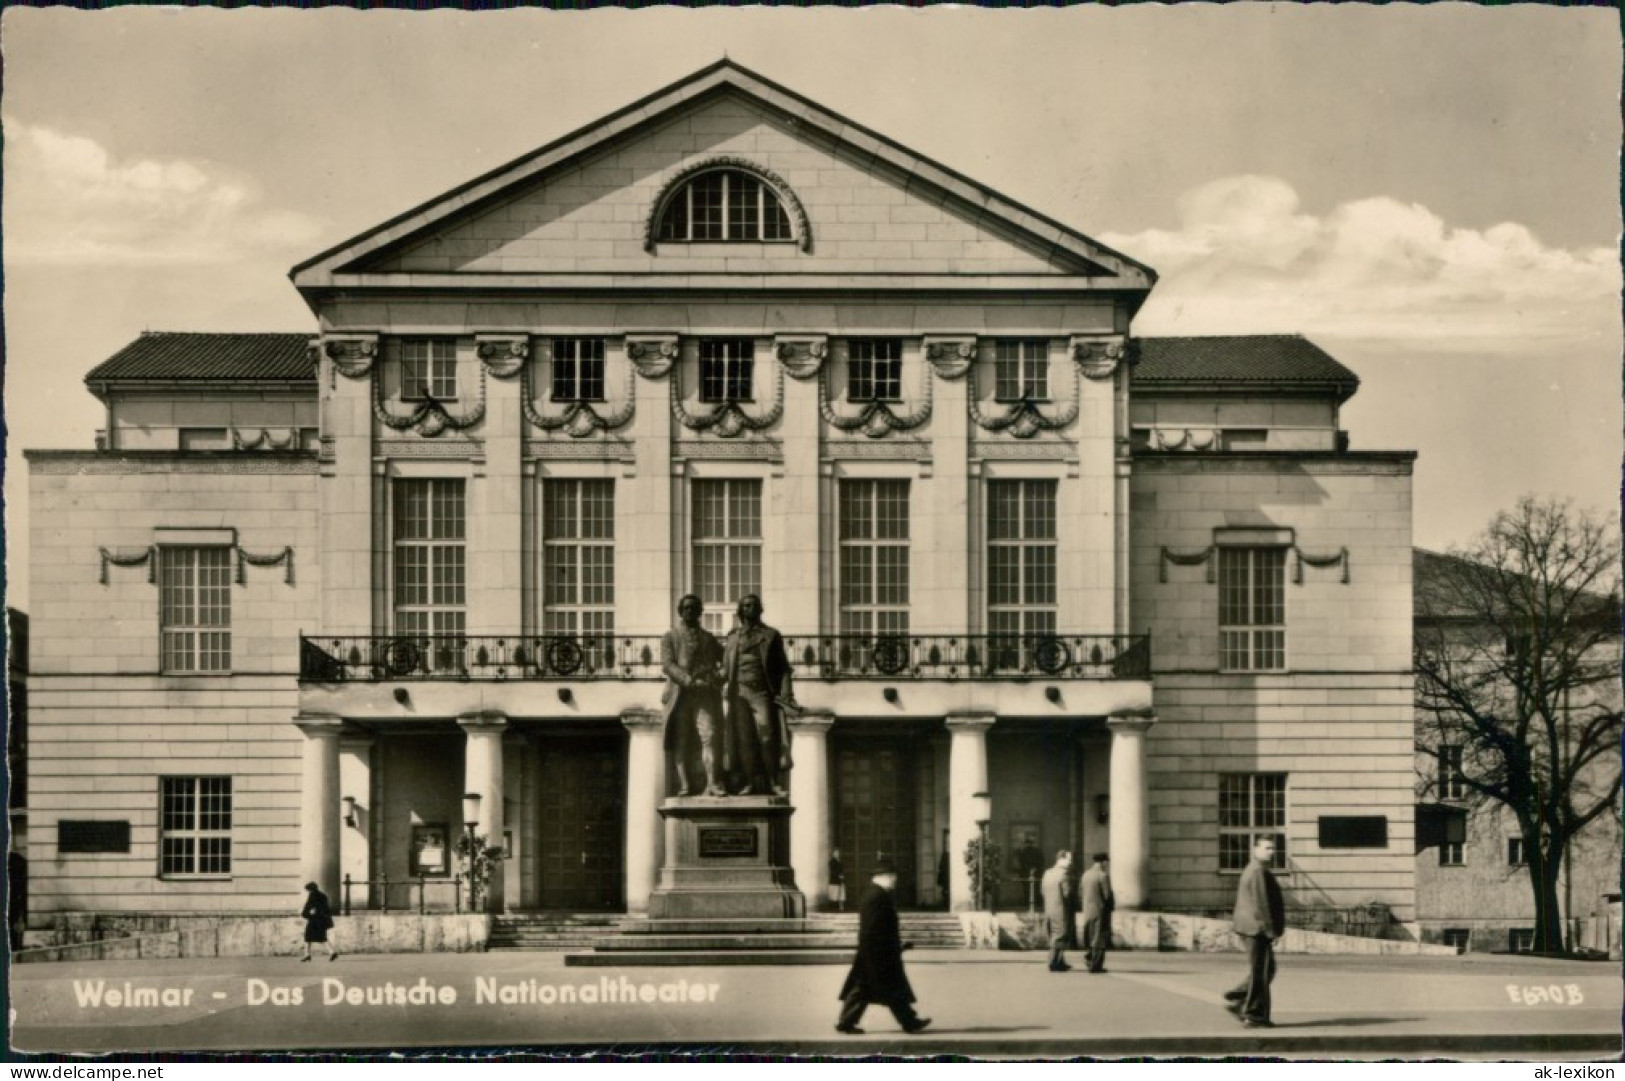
[[299, 633, 1150, 683]]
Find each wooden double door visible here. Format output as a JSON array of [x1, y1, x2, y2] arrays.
[[537, 734, 625, 911], [833, 735, 923, 905]]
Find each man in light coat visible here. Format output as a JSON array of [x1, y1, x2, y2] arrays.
[[1079, 852, 1114, 973], [1225, 836, 1286, 1028], [1040, 850, 1076, 973]]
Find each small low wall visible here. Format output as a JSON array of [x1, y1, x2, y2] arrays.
[[955, 911, 1458, 956], [17, 914, 489, 963]]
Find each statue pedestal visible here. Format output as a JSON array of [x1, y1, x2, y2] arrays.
[[647, 795, 806, 920]]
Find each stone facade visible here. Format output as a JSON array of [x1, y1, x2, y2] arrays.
[[21, 60, 1418, 933]]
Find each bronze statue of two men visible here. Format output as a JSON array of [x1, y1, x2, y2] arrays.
[[661, 593, 797, 798]]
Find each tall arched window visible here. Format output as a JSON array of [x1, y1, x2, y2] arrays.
[[658, 169, 794, 243]]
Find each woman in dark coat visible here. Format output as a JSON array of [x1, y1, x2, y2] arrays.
[[835, 857, 930, 1035], [300, 881, 338, 962]]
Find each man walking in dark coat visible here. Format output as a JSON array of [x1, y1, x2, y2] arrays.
[[1225, 837, 1286, 1027], [836, 857, 931, 1035], [1079, 852, 1114, 973]]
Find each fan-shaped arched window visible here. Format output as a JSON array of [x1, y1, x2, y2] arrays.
[[659, 169, 794, 243]]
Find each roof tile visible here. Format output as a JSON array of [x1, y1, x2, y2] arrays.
[[84, 332, 314, 384]]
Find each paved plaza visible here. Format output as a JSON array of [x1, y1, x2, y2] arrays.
[[9, 948, 1620, 1060]]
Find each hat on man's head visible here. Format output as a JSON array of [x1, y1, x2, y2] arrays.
[[304, 881, 319, 891], [872, 856, 897, 875], [1092, 852, 1110, 863]]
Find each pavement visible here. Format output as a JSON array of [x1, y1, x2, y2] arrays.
[[8, 948, 1621, 1061]]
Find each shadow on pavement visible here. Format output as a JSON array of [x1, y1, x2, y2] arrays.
[[1267, 1017, 1422, 1029]]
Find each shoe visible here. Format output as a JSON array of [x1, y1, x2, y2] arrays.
[[835, 1025, 864, 1035], [1090, 968, 1107, 974], [1054, 963, 1073, 972], [1241, 1018, 1273, 1028], [903, 1019, 932, 1034], [330, 953, 339, 962], [1225, 1001, 1243, 1016], [1223, 989, 1245, 1002], [300, 956, 311, 963]]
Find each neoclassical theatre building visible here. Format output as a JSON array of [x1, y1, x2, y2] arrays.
[[23, 61, 1417, 930]]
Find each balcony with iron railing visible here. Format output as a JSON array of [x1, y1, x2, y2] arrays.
[[299, 632, 1150, 684]]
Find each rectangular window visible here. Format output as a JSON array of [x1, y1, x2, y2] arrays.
[[1441, 928, 1469, 953], [1218, 773, 1288, 872], [839, 480, 910, 640], [692, 479, 762, 635], [159, 776, 232, 878], [400, 339, 457, 401], [1218, 547, 1287, 672], [994, 339, 1048, 402], [551, 338, 606, 402], [1439, 745, 1467, 800], [847, 340, 903, 403], [542, 479, 615, 669], [691, 173, 725, 241], [1507, 836, 1527, 866], [393, 479, 466, 673], [986, 480, 1058, 661], [1509, 928, 1534, 953], [699, 339, 754, 403], [160, 547, 232, 673], [1439, 840, 1465, 867]]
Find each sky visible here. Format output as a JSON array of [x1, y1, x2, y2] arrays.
[[2, 5, 1619, 611]]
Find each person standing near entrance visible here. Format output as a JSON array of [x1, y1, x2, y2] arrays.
[[1040, 850, 1076, 972], [836, 857, 931, 1035], [300, 882, 338, 962], [1225, 837, 1285, 1027], [721, 594, 797, 796], [1079, 852, 1114, 973], [661, 594, 726, 797], [828, 848, 847, 912]]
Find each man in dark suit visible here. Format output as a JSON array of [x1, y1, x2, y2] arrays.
[[1079, 852, 1114, 973], [661, 595, 726, 797], [721, 594, 797, 796], [1225, 836, 1286, 1028], [836, 856, 931, 1035], [1040, 849, 1076, 972]]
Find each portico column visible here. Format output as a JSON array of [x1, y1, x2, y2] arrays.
[[621, 708, 666, 915], [1107, 712, 1156, 909], [458, 710, 507, 914], [296, 712, 344, 899], [946, 711, 995, 911], [788, 710, 835, 910]]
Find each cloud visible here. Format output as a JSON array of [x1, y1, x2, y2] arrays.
[[2, 120, 326, 266], [1102, 175, 1620, 351]]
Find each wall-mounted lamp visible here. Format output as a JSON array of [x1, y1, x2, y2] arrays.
[[1044, 686, 1061, 705], [342, 795, 359, 828], [557, 687, 574, 705], [1095, 794, 1110, 825], [393, 687, 411, 706], [882, 687, 899, 705]]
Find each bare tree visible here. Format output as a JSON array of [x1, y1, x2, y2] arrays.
[[1414, 497, 1621, 955]]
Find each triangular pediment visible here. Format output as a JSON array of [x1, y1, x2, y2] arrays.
[[290, 61, 1154, 292]]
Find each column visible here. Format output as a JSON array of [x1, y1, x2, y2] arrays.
[[338, 736, 374, 910], [296, 713, 344, 899], [946, 711, 994, 911], [1107, 712, 1156, 909], [621, 708, 666, 915], [788, 710, 835, 910], [459, 710, 508, 913]]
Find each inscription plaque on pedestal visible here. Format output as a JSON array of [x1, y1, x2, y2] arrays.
[[698, 827, 759, 858]]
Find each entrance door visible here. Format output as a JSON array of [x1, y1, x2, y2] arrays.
[[834, 737, 919, 904], [538, 734, 626, 911]]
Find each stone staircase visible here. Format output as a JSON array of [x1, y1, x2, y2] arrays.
[[808, 911, 968, 949], [489, 911, 966, 954], [487, 914, 627, 951]]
